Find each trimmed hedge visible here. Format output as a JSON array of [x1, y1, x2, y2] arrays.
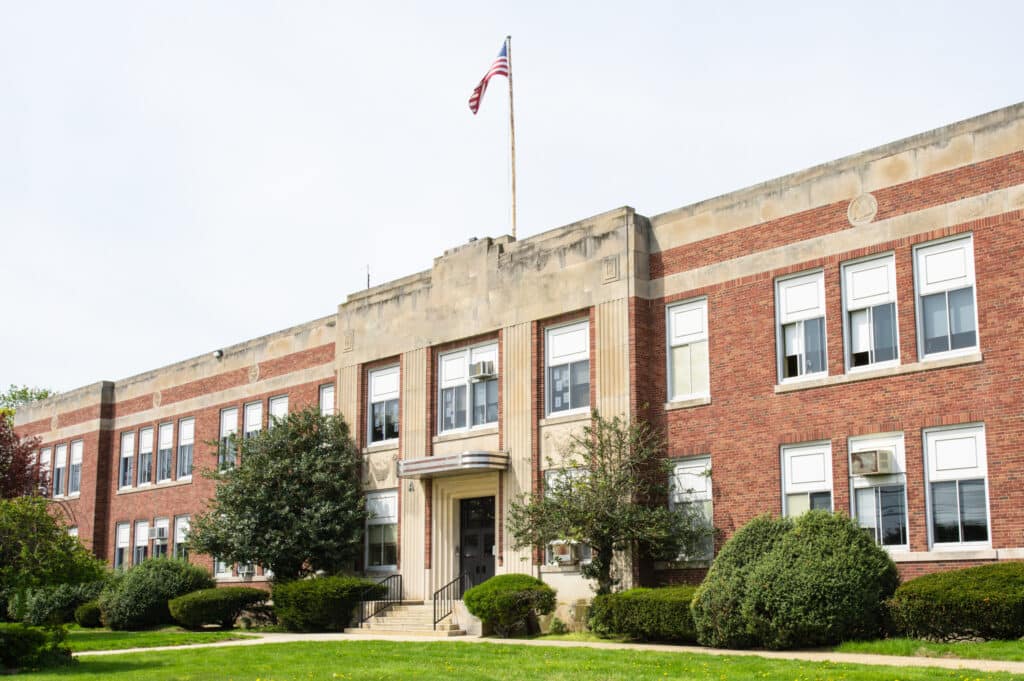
[[463, 574, 556, 637], [888, 562, 1024, 641], [13, 581, 106, 626], [591, 585, 697, 642], [74, 600, 103, 628], [169, 587, 269, 629], [272, 576, 384, 632], [0, 623, 46, 669], [99, 559, 214, 630]]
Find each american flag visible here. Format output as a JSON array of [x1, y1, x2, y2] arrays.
[[468, 41, 509, 115]]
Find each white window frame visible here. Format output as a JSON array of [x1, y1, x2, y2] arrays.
[[438, 342, 499, 433], [268, 395, 289, 428], [913, 234, 980, 361], [848, 433, 909, 552], [118, 432, 135, 490], [68, 440, 83, 496], [366, 489, 398, 570], [133, 520, 149, 565], [214, 557, 230, 577], [219, 407, 238, 470], [841, 254, 900, 372], [157, 423, 173, 483], [781, 441, 833, 516], [244, 401, 262, 438], [775, 270, 828, 383], [545, 320, 591, 417], [319, 384, 336, 416], [152, 517, 170, 558], [669, 456, 714, 561], [68, 526, 78, 539], [368, 366, 400, 444], [114, 522, 130, 569], [542, 468, 593, 566], [174, 515, 190, 560], [53, 443, 67, 498], [137, 427, 154, 486], [666, 297, 710, 402], [38, 448, 51, 496], [177, 418, 194, 480], [923, 423, 990, 550]]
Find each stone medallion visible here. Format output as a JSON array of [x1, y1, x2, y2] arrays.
[[848, 193, 878, 226]]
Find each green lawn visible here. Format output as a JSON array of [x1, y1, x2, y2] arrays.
[[65, 626, 256, 652], [18, 640, 1023, 680], [835, 637, 1024, 662]]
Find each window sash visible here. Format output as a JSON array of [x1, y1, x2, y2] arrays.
[[782, 317, 826, 378], [848, 303, 898, 368], [269, 396, 289, 424], [367, 523, 398, 567], [548, 360, 589, 413], [319, 385, 335, 416], [855, 485, 908, 547], [438, 345, 499, 432], [370, 398, 399, 442], [244, 402, 263, 436]]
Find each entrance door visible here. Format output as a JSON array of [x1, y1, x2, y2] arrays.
[[459, 496, 495, 588]]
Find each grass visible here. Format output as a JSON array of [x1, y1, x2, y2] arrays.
[[65, 626, 256, 652], [835, 637, 1024, 662], [18, 640, 1024, 680]]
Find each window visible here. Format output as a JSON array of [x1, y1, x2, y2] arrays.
[[438, 343, 498, 432], [214, 557, 230, 576], [157, 423, 173, 482], [782, 442, 833, 516], [68, 440, 83, 496], [366, 490, 398, 568], [368, 367, 399, 444], [53, 444, 67, 497], [244, 402, 262, 439], [319, 384, 336, 416], [68, 527, 78, 539], [545, 321, 590, 415], [915, 235, 978, 358], [543, 469, 593, 565], [843, 255, 899, 370], [667, 299, 710, 401], [114, 522, 129, 569], [269, 395, 288, 428], [38, 448, 51, 495], [925, 424, 989, 547], [177, 418, 194, 479], [137, 427, 154, 486], [776, 271, 827, 380], [152, 518, 169, 558], [670, 456, 714, 560], [174, 516, 190, 560], [849, 434, 908, 549], [118, 433, 134, 489], [133, 521, 149, 564], [219, 408, 238, 470]]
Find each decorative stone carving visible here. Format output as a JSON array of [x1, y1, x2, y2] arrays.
[[50, 414, 59, 430], [248, 365, 260, 383], [848, 193, 878, 226], [343, 330, 355, 353], [152, 391, 162, 408], [602, 255, 620, 283]]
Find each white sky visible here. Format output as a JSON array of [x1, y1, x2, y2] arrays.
[[2, 1, 1021, 393]]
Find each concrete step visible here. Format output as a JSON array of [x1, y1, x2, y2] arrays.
[[344, 627, 467, 637], [367, 619, 458, 629]]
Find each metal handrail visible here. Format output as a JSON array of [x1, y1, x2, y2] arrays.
[[359, 573, 403, 626], [432, 571, 473, 630]]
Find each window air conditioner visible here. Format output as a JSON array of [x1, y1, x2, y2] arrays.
[[851, 449, 897, 476], [147, 527, 168, 540], [469, 361, 496, 381], [238, 565, 255, 579]]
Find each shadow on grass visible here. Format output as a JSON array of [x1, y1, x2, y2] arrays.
[[28, 658, 165, 678]]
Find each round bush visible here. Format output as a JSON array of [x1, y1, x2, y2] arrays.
[[74, 600, 103, 628], [0, 623, 46, 669], [888, 562, 1024, 641], [463, 574, 556, 637], [691, 514, 793, 649], [169, 587, 269, 629], [591, 585, 697, 642], [16, 581, 106, 626], [272, 576, 385, 632], [742, 511, 899, 649], [99, 558, 214, 630]]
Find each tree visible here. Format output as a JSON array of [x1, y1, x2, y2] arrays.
[[0, 416, 44, 499], [1, 385, 54, 423], [188, 407, 366, 580], [507, 411, 712, 595]]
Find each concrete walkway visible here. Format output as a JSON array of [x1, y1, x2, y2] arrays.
[[76, 631, 1024, 676]]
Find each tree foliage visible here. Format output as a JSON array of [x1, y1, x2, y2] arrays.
[[188, 407, 366, 580], [0, 417, 44, 499], [1, 385, 54, 424], [506, 412, 712, 595]]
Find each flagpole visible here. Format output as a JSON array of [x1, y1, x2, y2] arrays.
[[506, 35, 517, 240]]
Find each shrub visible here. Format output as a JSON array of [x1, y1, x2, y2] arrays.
[[272, 576, 384, 632], [741, 511, 899, 649], [99, 559, 214, 630], [691, 514, 793, 648], [14, 581, 106, 626], [463, 574, 556, 637], [169, 587, 269, 629], [591, 585, 697, 642], [888, 561, 1024, 641], [0, 623, 46, 669], [74, 600, 103, 628]]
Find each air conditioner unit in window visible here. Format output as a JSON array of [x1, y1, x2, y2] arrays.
[[851, 449, 897, 476], [147, 527, 168, 540], [238, 565, 255, 580], [469, 361, 496, 381]]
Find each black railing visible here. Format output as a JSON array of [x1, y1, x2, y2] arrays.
[[359, 573, 403, 627], [432, 572, 473, 630]]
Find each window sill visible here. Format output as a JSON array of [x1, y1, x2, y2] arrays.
[[539, 411, 591, 428], [433, 426, 499, 445], [653, 560, 712, 570], [539, 564, 590, 574], [215, 575, 270, 583], [774, 352, 983, 394], [363, 442, 400, 455], [892, 547, 998, 562], [664, 396, 711, 412], [115, 477, 193, 495]]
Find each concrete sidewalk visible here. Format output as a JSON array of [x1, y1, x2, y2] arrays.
[[76, 631, 1024, 676]]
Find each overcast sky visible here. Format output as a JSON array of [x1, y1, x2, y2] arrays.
[[2, 1, 1021, 393]]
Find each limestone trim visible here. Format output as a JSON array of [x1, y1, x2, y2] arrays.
[[538, 412, 591, 428], [432, 426, 500, 445], [664, 396, 712, 411], [773, 353, 983, 394], [114, 477, 194, 495]]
